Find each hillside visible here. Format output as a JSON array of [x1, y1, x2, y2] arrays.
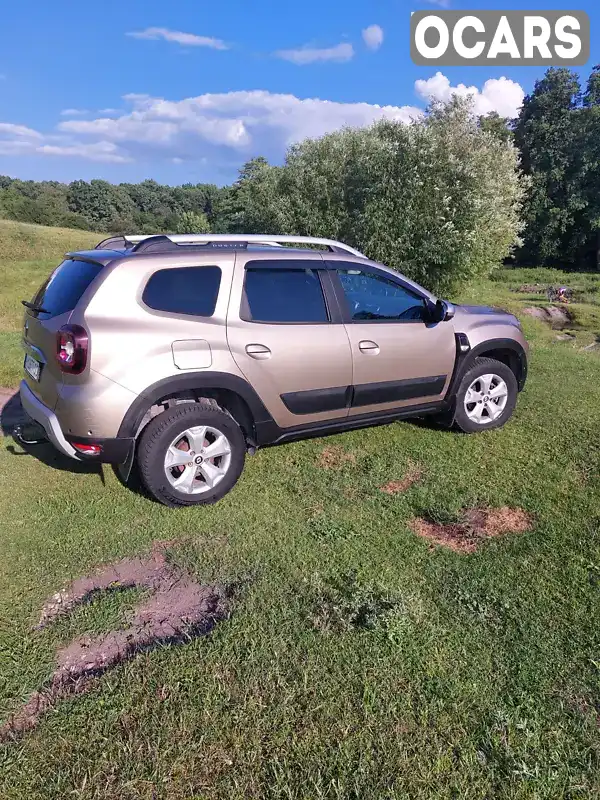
[[0, 219, 98, 264]]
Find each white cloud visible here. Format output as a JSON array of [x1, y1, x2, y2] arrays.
[[0, 120, 129, 162], [127, 27, 228, 50], [98, 108, 120, 115], [275, 42, 354, 65], [423, 0, 451, 6], [0, 122, 42, 139], [362, 25, 384, 51], [58, 90, 420, 162], [60, 108, 89, 117], [36, 142, 131, 163], [415, 72, 525, 118], [0, 74, 524, 169]]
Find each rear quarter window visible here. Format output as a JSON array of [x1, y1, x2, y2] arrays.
[[142, 266, 221, 317], [32, 259, 104, 318]]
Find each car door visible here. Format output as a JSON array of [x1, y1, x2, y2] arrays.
[[330, 263, 456, 417], [226, 252, 353, 430]]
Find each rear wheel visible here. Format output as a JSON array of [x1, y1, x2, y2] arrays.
[[453, 357, 518, 434], [136, 400, 246, 507]]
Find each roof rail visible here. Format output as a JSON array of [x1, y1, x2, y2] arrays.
[[121, 233, 366, 258], [94, 235, 134, 250]]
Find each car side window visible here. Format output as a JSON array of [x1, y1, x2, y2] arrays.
[[242, 264, 329, 323], [143, 266, 221, 317], [337, 269, 426, 322]]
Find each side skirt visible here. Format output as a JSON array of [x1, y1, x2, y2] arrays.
[[255, 400, 448, 447]]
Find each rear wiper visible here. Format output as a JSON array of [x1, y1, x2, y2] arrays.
[[22, 300, 50, 314]]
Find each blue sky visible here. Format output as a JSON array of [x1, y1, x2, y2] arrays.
[[0, 0, 598, 186]]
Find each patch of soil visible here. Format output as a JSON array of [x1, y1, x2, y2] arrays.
[[380, 463, 423, 495], [317, 445, 356, 470], [409, 507, 533, 554], [524, 305, 574, 330], [0, 541, 230, 742]]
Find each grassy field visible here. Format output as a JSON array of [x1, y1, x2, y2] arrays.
[[1, 223, 600, 798]]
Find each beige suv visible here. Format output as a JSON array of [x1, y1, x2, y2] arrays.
[[18, 234, 528, 507]]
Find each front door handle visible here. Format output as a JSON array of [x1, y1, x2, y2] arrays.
[[246, 343, 272, 360], [359, 340, 380, 355]]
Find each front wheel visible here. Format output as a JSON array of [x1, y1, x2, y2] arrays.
[[136, 400, 246, 507], [453, 357, 518, 434]]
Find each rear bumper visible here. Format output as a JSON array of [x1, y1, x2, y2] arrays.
[[19, 380, 134, 464], [20, 380, 80, 460]]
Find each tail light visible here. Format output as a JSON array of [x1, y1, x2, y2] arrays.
[[72, 441, 102, 456], [56, 324, 88, 374]]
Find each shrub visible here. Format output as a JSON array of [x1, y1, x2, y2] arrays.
[[174, 210, 211, 234]]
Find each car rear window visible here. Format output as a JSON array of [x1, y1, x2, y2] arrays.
[[143, 266, 221, 317], [242, 265, 329, 323], [32, 259, 104, 318]]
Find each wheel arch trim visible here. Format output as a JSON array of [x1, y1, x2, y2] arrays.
[[447, 337, 528, 399], [117, 372, 273, 440]]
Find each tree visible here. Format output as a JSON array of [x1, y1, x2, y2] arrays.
[[67, 180, 136, 232], [214, 157, 283, 234], [478, 112, 513, 144], [576, 66, 600, 268], [174, 211, 211, 234], [514, 68, 582, 266]]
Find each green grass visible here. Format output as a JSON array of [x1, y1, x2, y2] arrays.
[[1, 225, 600, 798], [0, 219, 98, 264]]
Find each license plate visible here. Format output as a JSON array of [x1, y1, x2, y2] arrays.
[[24, 353, 41, 382]]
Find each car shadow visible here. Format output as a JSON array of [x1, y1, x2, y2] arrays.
[[0, 389, 105, 481], [401, 414, 456, 433]]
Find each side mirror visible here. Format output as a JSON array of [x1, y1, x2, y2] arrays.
[[430, 299, 455, 323]]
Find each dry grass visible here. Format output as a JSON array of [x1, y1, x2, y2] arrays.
[[0, 219, 98, 264], [410, 507, 534, 554], [316, 445, 356, 470], [380, 462, 423, 495]]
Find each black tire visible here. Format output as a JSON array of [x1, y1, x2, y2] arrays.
[[453, 357, 518, 434], [136, 400, 246, 507]]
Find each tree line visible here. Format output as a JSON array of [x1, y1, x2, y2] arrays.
[[1, 66, 599, 292]]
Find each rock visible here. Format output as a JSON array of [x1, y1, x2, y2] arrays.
[[523, 306, 572, 329]]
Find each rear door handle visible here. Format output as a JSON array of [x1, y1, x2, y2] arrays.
[[359, 340, 380, 355], [245, 343, 272, 360]]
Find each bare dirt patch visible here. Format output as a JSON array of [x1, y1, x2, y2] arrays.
[[317, 445, 356, 470], [409, 507, 533, 554], [0, 541, 230, 742], [380, 462, 423, 495]]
